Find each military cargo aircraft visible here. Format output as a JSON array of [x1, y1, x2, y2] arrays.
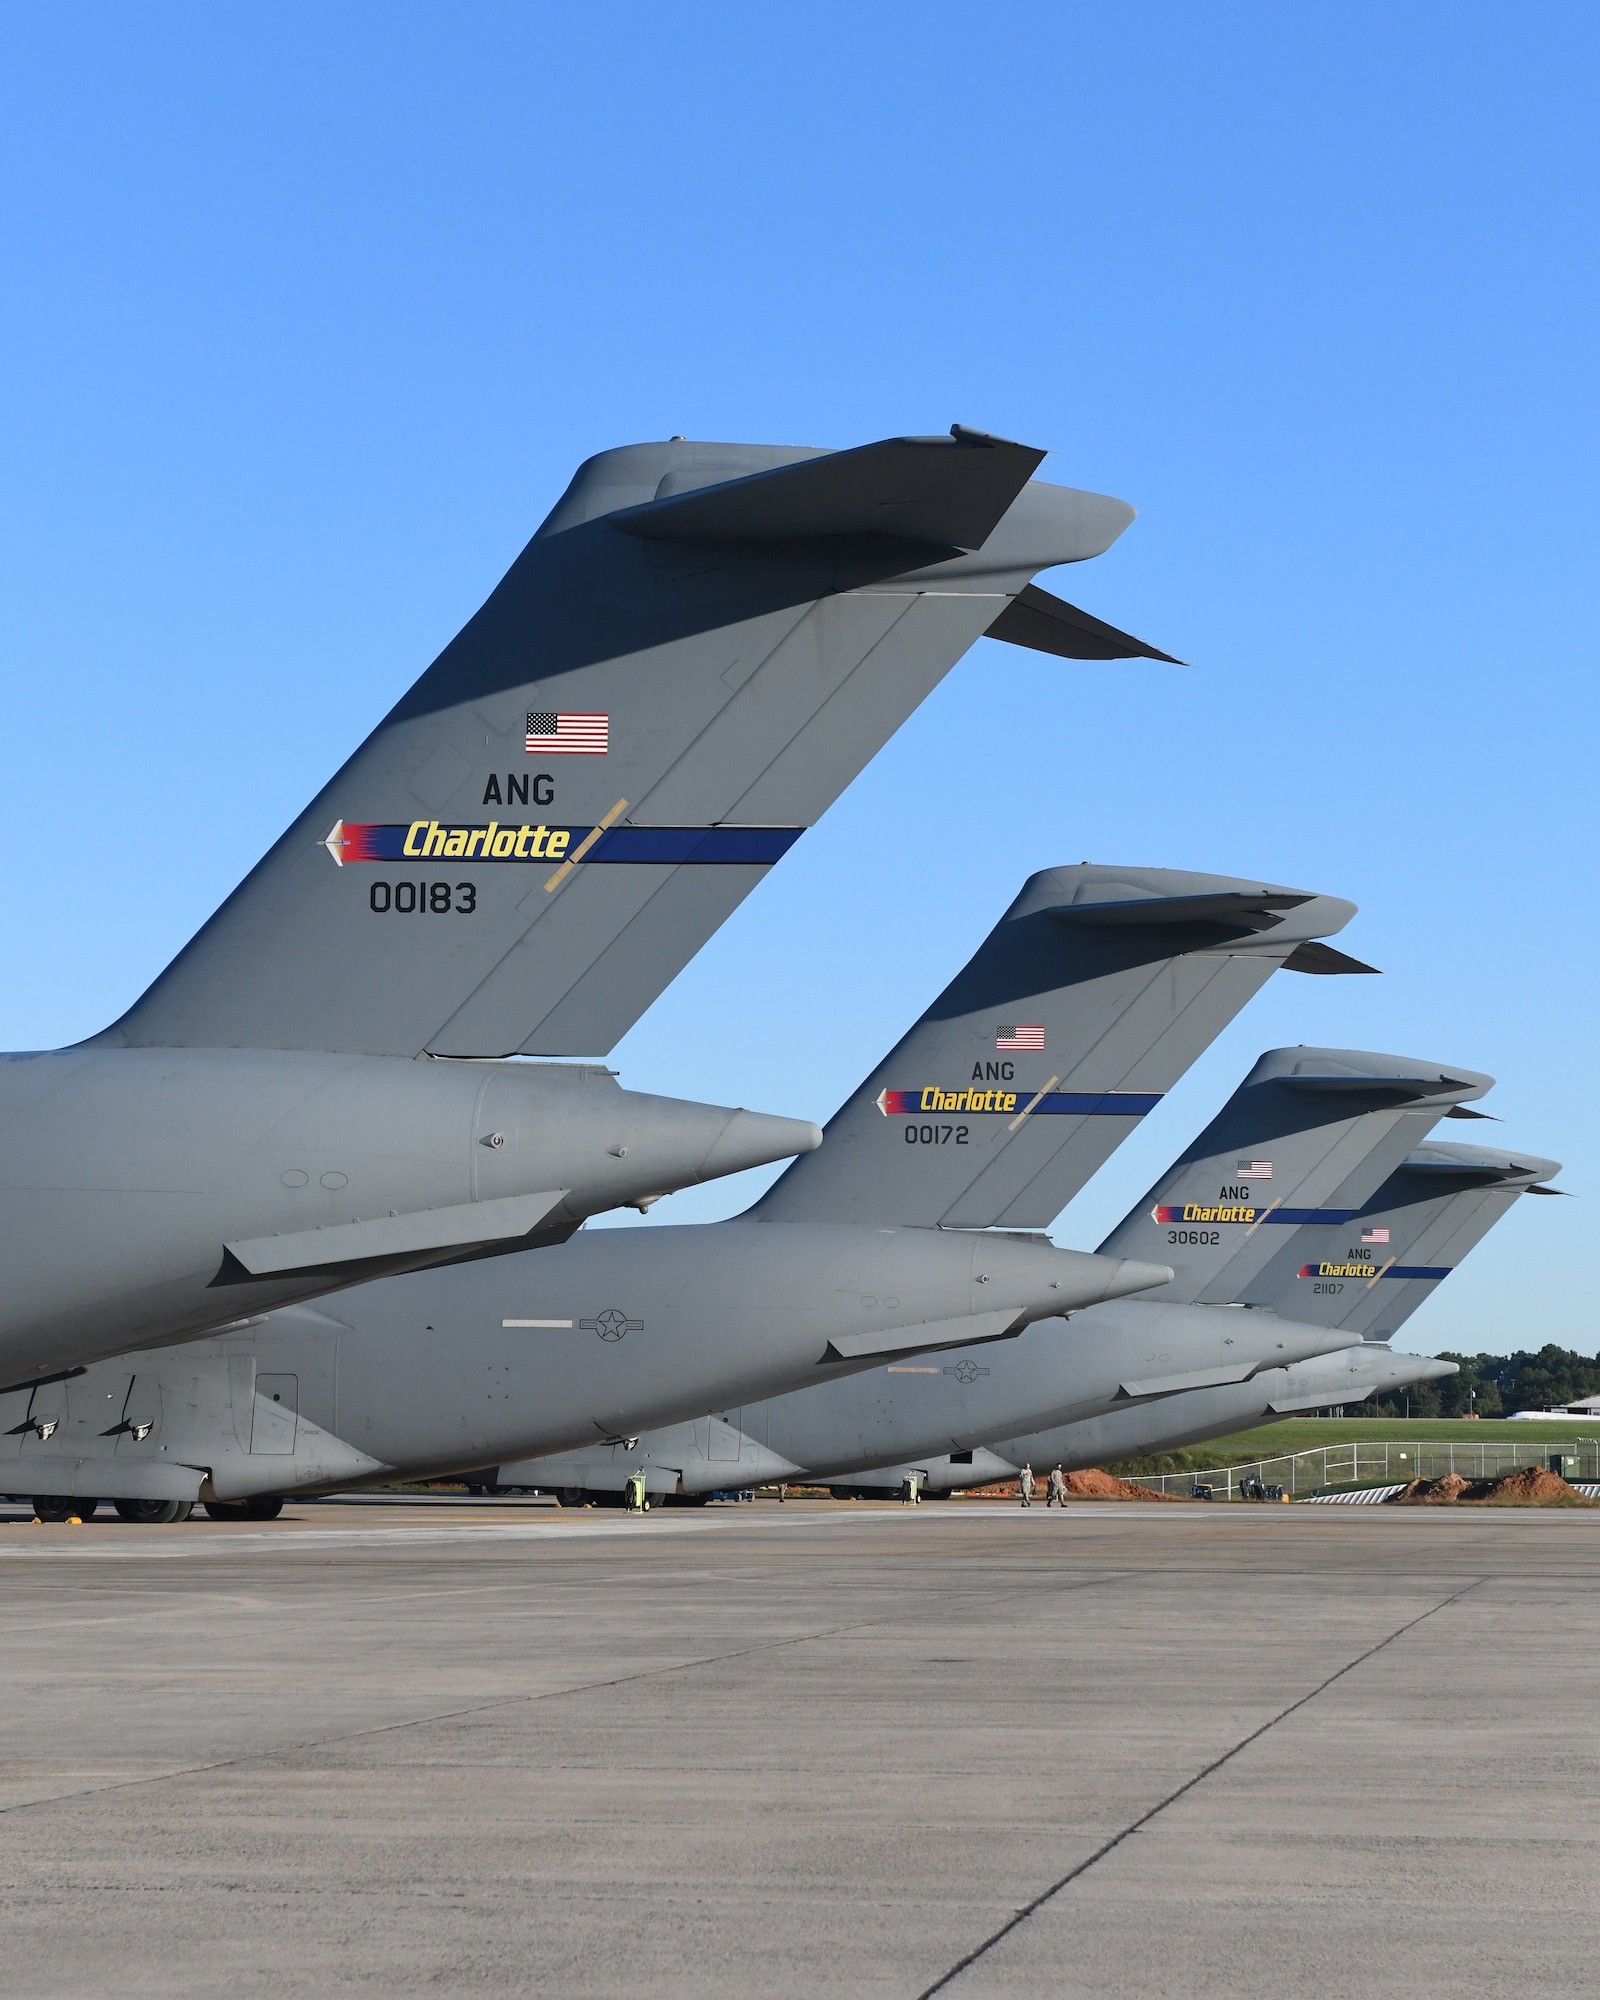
[[816, 1118, 1546, 1493], [904, 1341, 1464, 1498], [934, 1139, 1560, 1489], [0, 858, 1366, 1519], [1, 428, 1172, 1386], [516, 1047, 1494, 1500]]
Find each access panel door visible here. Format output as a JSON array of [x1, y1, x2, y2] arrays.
[[251, 1375, 299, 1454]]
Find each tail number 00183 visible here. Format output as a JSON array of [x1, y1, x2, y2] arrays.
[[368, 881, 477, 914]]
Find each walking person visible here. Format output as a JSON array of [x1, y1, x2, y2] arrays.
[[1046, 1465, 1067, 1508], [1019, 1462, 1035, 1508]]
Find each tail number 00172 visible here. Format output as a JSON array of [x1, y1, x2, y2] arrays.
[[368, 881, 477, 914], [903, 1124, 969, 1146]]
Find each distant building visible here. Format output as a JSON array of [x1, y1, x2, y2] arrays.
[[1508, 1395, 1600, 1422]]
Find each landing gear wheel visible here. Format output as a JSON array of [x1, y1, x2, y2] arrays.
[[33, 1495, 97, 1522], [203, 1495, 283, 1521], [113, 1498, 194, 1524]]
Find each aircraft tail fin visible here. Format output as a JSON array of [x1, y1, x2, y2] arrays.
[[751, 866, 1362, 1229], [93, 430, 1136, 1060], [1243, 1142, 1563, 1339], [1096, 1048, 1496, 1304]]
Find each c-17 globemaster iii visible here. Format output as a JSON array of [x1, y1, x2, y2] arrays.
[[525, 1045, 1493, 1501], [1, 428, 1169, 1387], [933, 1138, 1560, 1493], [1, 855, 1369, 1519]]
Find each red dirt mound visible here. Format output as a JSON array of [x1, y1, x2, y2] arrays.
[[1464, 1467, 1598, 1506], [1061, 1468, 1187, 1502], [1386, 1473, 1473, 1505], [1387, 1467, 1597, 1507], [959, 1469, 1188, 1501]]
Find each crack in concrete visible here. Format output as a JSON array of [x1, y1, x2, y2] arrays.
[[917, 1575, 1488, 1999]]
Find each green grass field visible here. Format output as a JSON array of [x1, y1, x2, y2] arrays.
[[1107, 1414, 1600, 1478]]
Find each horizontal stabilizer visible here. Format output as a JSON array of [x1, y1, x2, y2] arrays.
[[1282, 940, 1381, 975], [224, 1190, 569, 1278], [1276, 1071, 1481, 1097], [1052, 890, 1311, 933], [985, 583, 1185, 663], [611, 428, 1049, 551]]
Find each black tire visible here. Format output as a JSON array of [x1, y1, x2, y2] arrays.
[[113, 1498, 194, 1524], [33, 1495, 97, 1522], [204, 1494, 284, 1520]]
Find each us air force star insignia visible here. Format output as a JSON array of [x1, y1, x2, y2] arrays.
[[581, 1308, 644, 1342], [943, 1361, 990, 1386]]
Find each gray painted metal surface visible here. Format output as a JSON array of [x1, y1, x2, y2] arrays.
[[754, 867, 1362, 1230], [501, 940, 1420, 1497], [980, 1346, 1462, 1487], [0, 1051, 819, 1380], [1097, 1045, 1495, 1303], [550, 1046, 1503, 1499], [0, 1218, 1163, 1506], [499, 1299, 1358, 1496], [1245, 1141, 1564, 1339], [95, 430, 1134, 1061], [6, 430, 1147, 1384], [9, 858, 1263, 1505]]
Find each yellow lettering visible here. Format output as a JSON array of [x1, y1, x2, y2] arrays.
[[465, 829, 487, 857], [403, 821, 428, 857], [442, 829, 468, 858], [1003, 1093, 1017, 1112], [513, 825, 533, 857], [422, 822, 446, 857], [920, 1088, 936, 1111], [546, 830, 570, 861], [491, 828, 516, 858]]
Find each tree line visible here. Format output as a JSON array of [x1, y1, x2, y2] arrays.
[[1366, 1344, 1600, 1419]]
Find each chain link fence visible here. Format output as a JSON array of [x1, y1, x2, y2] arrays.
[[1139, 1437, 1600, 1501]]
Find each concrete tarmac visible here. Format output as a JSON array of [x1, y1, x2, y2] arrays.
[[0, 1493, 1594, 1999]]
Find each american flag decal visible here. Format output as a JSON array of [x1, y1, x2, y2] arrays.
[[525, 712, 608, 755], [996, 1025, 1045, 1052], [1237, 1160, 1273, 1180], [1361, 1227, 1391, 1245]]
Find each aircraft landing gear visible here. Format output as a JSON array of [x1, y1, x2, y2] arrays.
[[113, 1499, 194, 1524], [32, 1495, 98, 1522], [203, 1496, 285, 1521]]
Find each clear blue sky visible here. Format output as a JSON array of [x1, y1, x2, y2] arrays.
[[2, 4, 1594, 1357]]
